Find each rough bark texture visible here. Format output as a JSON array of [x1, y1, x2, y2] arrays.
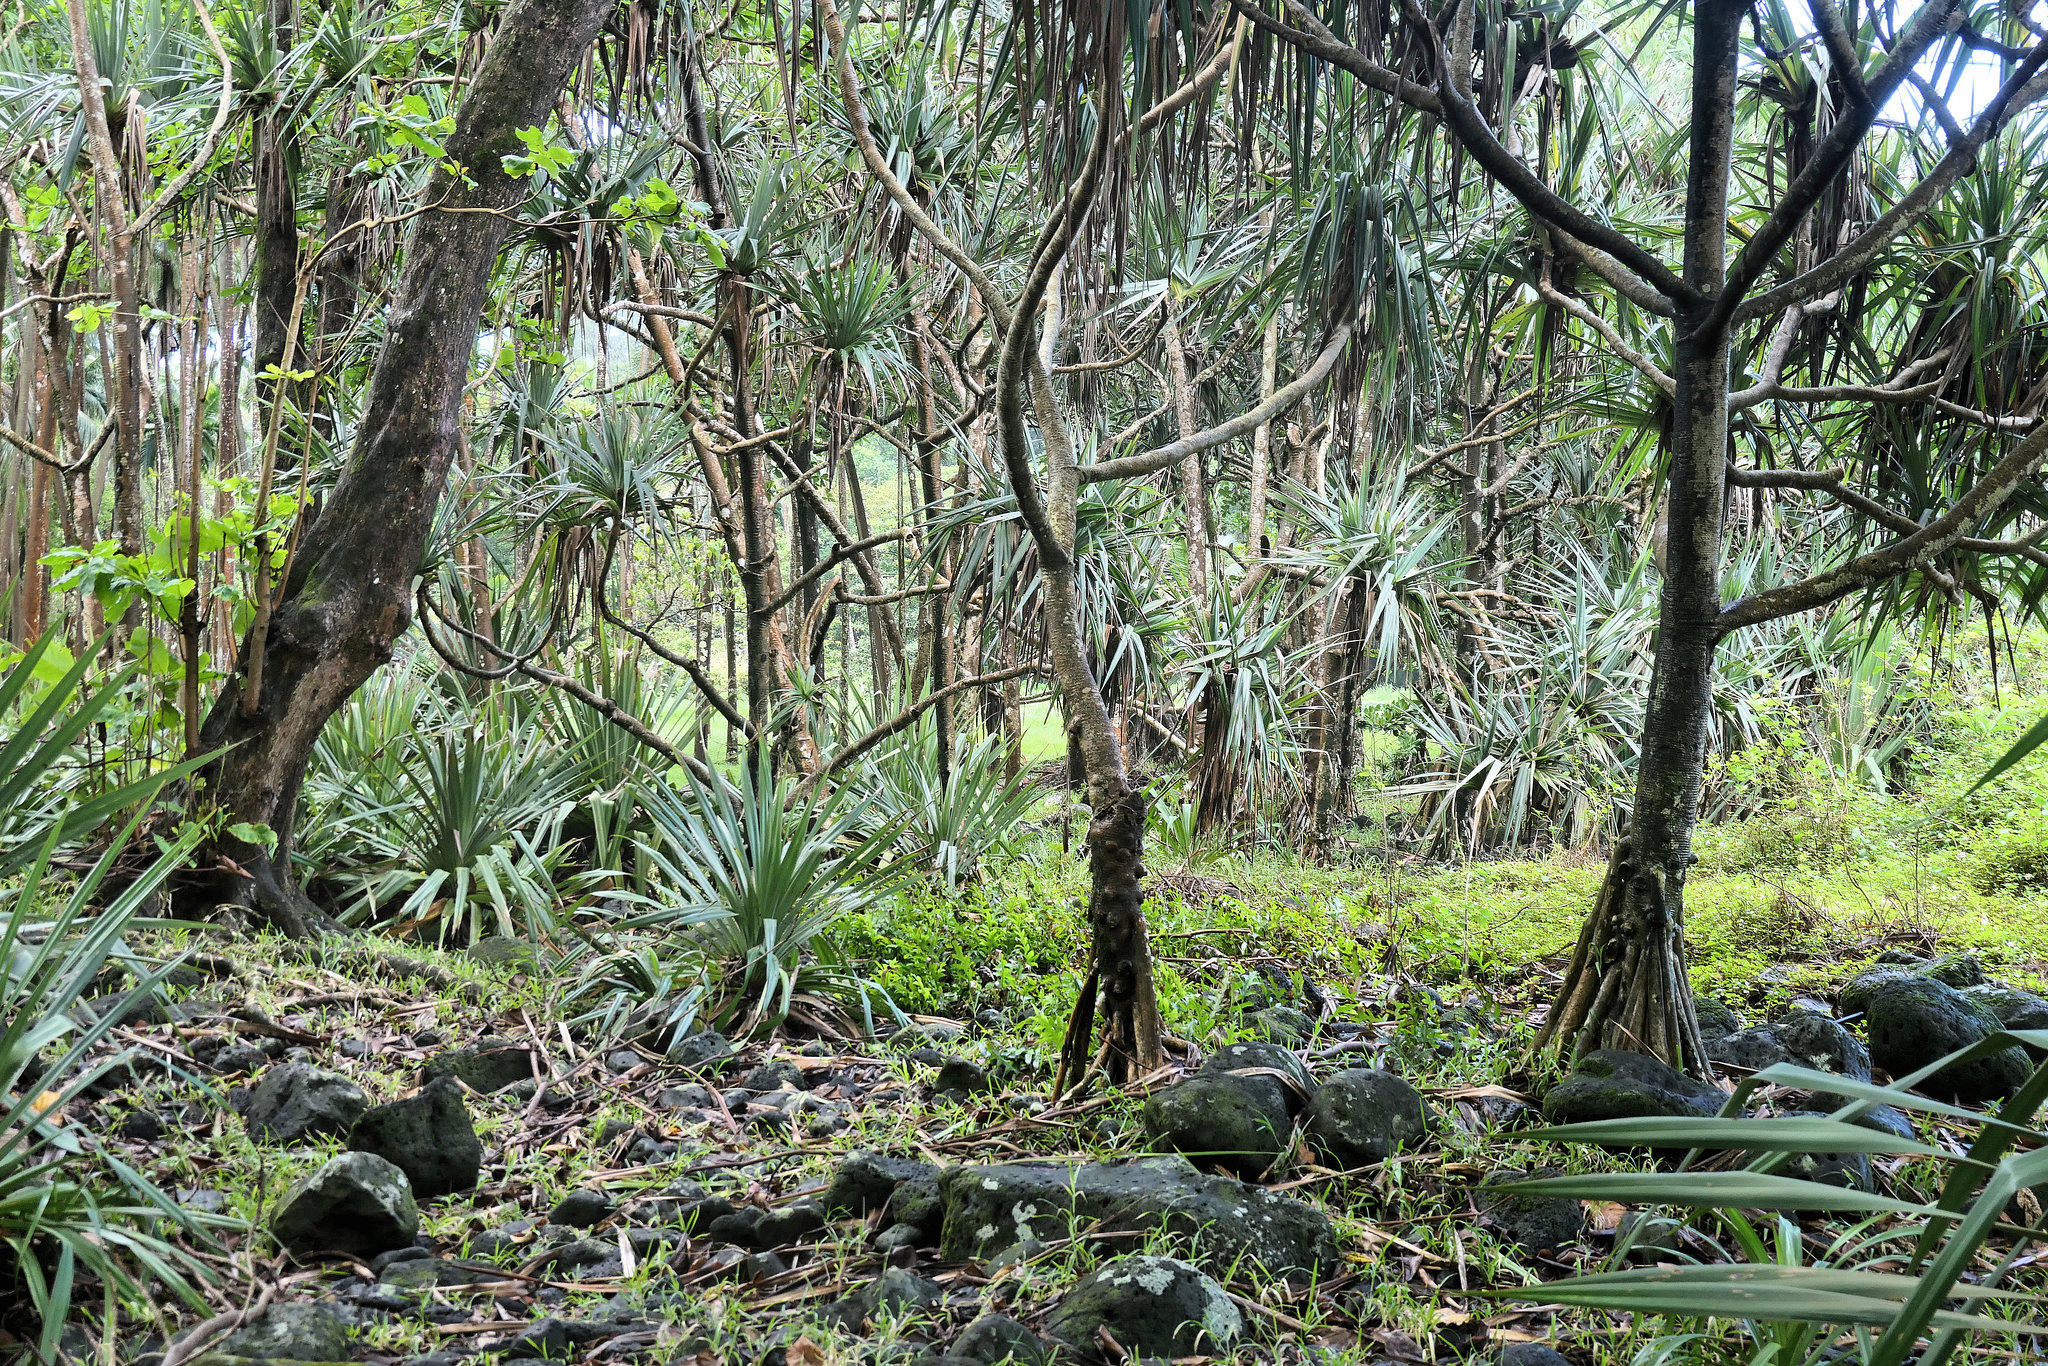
[[1537, 0, 1741, 1075], [188, 0, 615, 935]]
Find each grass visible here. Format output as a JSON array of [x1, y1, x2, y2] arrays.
[[78, 814, 2048, 1366], [49, 660, 2048, 1366]]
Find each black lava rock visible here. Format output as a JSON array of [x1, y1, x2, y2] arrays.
[[1142, 1075, 1291, 1177], [1199, 1041, 1313, 1115], [1541, 1049, 1724, 1127], [243, 1062, 369, 1145], [1477, 1169, 1587, 1259], [220, 1302, 352, 1361], [348, 1075, 482, 1200], [1043, 1255, 1241, 1359], [669, 1029, 735, 1072], [1864, 977, 2031, 1105], [270, 1153, 419, 1260], [825, 1151, 939, 1217], [504, 1318, 570, 1360], [420, 1037, 537, 1094], [1303, 1069, 1429, 1166], [549, 1189, 613, 1228], [954, 1314, 1052, 1366]]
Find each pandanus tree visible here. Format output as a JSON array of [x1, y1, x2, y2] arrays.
[[1238, 0, 2048, 1073], [821, 0, 1378, 1087]]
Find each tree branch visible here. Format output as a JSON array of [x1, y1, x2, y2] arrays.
[[1536, 275, 1674, 397], [793, 663, 1050, 797], [1712, 0, 1989, 329], [130, 0, 235, 237], [1398, 0, 1695, 303], [1717, 419, 2048, 634], [1736, 57, 2048, 320], [761, 528, 909, 617], [1078, 314, 1355, 483]]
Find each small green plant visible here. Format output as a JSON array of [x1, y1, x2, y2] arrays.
[[630, 754, 911, 1036]]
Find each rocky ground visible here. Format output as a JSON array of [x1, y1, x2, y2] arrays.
[[43, 936, 2048, 1366]]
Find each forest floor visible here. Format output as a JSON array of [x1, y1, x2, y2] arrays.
[[62, 828, 2048, 1366]]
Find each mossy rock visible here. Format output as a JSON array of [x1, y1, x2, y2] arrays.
[[1865, 977, 2031, 1105]]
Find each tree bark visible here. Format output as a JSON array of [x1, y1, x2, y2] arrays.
[[1536, 0, 1741, 1076], [818, 0, 1160, 1089], [63, 0, 143, 562], [186, 0, 614, 936], [1161, 298, 1210, 605], [252, 0, 303, 432]]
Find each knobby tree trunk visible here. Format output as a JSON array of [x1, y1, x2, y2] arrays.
[[187, 0, 615, 935], [819, 0, 1161, 1090], [1536, 1, 1740, 1075]]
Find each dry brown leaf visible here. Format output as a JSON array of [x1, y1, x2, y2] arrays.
[[1370, 1327, 1428, 1362], [1584, 1200, 1627, 1233]]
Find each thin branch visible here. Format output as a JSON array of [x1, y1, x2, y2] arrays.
[[1717, 419, 2048, 634], [761, 528, 908, 617], [418, 590, 715, 784], [1229, 0, 1443, 112], [1396, 0, 1695, 303], [1078, 314, 1355, 483], [130, 0, 235, 236], [794, 663, 1050, 797], [840, 579, 951, 606], [1728, 462, 2048, 567], [1536, 276, 1674, 397], [1737, 59, 2048, 320], [604, 299, 720, 329], [1711, 0, 1988, 327], [1808, 0, 1871, 111], [1053, 301, 1166, 374]]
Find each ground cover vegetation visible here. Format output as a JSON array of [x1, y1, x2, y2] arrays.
[[0, 0, 2046, 1360]]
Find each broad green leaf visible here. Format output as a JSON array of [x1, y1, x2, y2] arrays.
[[1522, 1117, 1949, 1158], [1967, 708, 2048, 794], [1491, 1171, 1941, 1216]]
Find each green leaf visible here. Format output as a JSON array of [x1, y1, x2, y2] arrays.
[[1483, 1263, 2040, 1305], [1488, 1276, 2043, 1336], [66, 301, 115, 333], [1489, 1171, 1942, 1216], [1967, 708, 2048, 794], [1520, 1117, 1950, 1158], [225, 822, 278, 853]]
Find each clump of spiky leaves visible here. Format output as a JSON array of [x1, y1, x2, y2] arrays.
[[301, 675, 582, 944], [0, 636, 221, 1357], [1495, 1036, 2048, 1366], [628, 754, 912, 1037], [849, 733, 1039, 892]]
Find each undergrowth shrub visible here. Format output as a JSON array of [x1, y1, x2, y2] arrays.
[[835, 884, 1084, 1019], [1962, 811, 2048, 895], [1697, 734, 1886, 875]]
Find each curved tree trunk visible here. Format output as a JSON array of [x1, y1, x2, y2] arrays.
[[186, 0, 615, 935]]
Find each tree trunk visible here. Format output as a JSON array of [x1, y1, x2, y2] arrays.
[[1247, 309, 1279, 559], [251, 0, 302, 428], [1538, 0, 1740, 1077], [1161, 299, 1210, 605], [186, 0, 614, 936]]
